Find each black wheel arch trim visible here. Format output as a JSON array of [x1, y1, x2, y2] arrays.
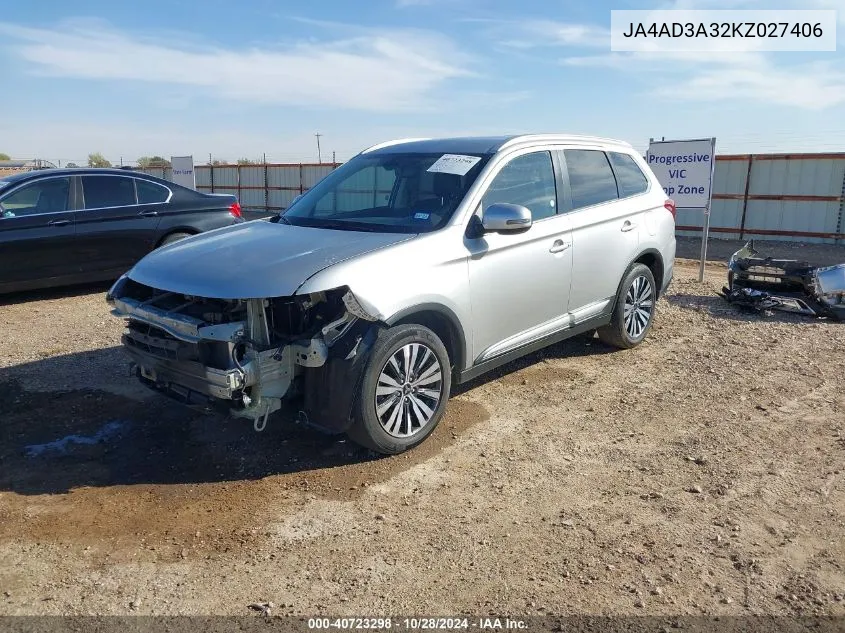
[[384, 302, 468, 374], [623, 248, 664, 298]]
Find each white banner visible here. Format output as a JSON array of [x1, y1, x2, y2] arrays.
[[646, 139, 715, 208], [170, 156, 196, 190]]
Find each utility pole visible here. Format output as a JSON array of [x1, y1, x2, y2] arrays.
[[315, 133, 323, 164]]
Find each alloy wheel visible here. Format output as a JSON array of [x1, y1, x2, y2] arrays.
[[375, 343, 443, 438], [623, 275, 654, 339]]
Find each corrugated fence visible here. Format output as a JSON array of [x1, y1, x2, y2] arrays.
[[142, 153, 845, 243], [139, 163, 341, 214], [677, 152, 845, 243]]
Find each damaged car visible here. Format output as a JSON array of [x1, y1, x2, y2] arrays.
[[719, 240, 845, 320], [108, 135, 676, 454]]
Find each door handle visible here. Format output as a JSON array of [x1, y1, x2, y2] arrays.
[[138, 210, 159, 217], [47, 219, 70, 227], [549, 239, 571, 254], [621, 220, 638, 232]]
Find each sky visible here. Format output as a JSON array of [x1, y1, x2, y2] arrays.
[[0, 0, 843, 165]]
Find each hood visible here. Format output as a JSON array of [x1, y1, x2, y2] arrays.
[[127, 220, 415, 299]]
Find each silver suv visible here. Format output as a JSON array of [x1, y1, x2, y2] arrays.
[[108, 135, 676, 454]]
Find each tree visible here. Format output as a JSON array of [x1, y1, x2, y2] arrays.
[[0, 153, 10, 161], [210, 159, 227, 166], [137, 156, 171, 168], [237, 158, 260, 165], [88, 152, 111, 167]]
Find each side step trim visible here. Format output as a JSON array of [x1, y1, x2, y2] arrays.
[[454, 313, 610, 384]]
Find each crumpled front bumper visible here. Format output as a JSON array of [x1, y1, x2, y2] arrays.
[[718, 241, 845, 320]]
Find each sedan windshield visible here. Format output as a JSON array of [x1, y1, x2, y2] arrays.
[[280, 152, 491, 233]]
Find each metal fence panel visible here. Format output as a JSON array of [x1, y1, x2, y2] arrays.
[[302, 165, 336, 189], [743, 199, 841, 244], [268, 188, 299, 211], [237, 166, 263, 188], [268, 165, 301, 191], [195, 166, 211, 188], [238, 188, 266, 211], [714, 157, 749, 195], [749, 158, 844, 196]]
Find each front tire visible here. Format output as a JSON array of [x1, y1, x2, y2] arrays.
[[597, 263, 657, 349], [347, 324, 451, 455]]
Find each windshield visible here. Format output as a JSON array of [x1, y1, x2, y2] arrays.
[[280, 152, 491, 233]]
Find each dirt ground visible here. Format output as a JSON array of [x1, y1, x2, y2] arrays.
[[0, 240, 843, 619]]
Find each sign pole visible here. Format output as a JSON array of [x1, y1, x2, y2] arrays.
[[698, 202, 710, 282], [697, 137, 717, 283]]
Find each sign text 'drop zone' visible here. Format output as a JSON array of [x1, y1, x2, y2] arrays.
[[646, 139, 715, 208]]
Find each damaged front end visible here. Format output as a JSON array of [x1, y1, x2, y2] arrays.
[[106, 275, 383, 432], [718, 241, 845, 320]]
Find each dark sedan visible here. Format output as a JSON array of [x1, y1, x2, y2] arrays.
[[0, 168, 244, 293]]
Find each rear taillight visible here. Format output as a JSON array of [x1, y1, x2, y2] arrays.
[[664, 198, 676, 220], [229, 201, 242, 219]]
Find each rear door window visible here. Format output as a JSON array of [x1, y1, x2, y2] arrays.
[[136, 179, 170, 204], [0, 178, 71, 217], [82, 175, 137, 209], [563, 150, 619, 210], [607, 152, 649, 198]]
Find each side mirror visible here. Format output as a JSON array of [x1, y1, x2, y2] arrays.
[[481, 203, 532, 234]]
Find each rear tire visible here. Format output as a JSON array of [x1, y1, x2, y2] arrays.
[[158, 232, 192, 247], [597, 263, 656, 349], [347, 324, 451, 455]]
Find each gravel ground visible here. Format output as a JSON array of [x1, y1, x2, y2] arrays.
[[0, 248, 843, 619]]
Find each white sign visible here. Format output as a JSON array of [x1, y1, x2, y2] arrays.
[[646, 138, 715, 208], [427, 154, 481, 176], [170, 155, 196, 190]]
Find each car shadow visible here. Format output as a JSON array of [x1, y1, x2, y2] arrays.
[[0, 351, 383, 496], [454, 331, 616, 395], [0, 280, 113, 306], [0, 333, 619, 496]]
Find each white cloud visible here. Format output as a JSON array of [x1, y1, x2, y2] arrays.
[[0, 20, 475, 112], [662, 59, 845, 109], [469, 18, 610, 49], [563, 48, 845, 110]]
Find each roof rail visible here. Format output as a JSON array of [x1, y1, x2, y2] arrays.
[[360, 138, 431, 154], [499, 134, 633, 150]]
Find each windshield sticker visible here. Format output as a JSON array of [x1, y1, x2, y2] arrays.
[[413, 212, 430, 220], [427, 154, 481, 176]]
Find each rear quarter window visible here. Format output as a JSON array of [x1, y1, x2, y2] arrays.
[[608, 152, 649, 198], [136, 179, 170, 204]]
